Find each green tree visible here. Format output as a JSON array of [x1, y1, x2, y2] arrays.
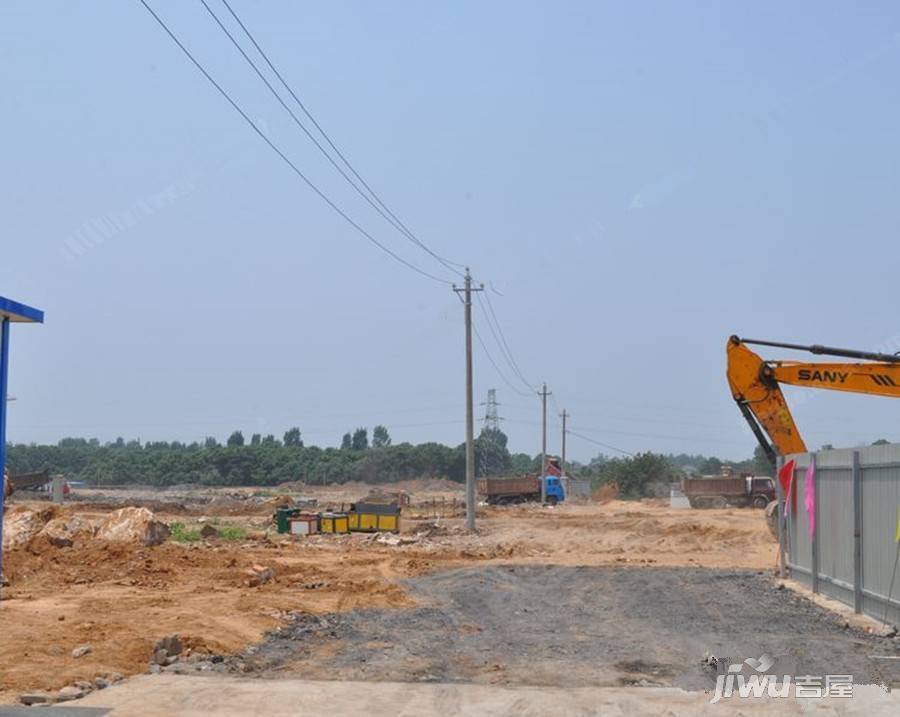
[[341, 432, 352, 450], [605, 452, 680, 499], [699, 456, 723, 476], [226, 431, 245, 447], [872, 438, 890, 446], [372, 425, 391, 448], [250, 433, 262, 446], [509, 452, 533, 474], [475, 427, 512, 476], [351, 428, 369, 451], [204, 436, 219, 448], [283, 427, 303, 447], [752, 444, 774, 475], [262, 434, 277, 445]]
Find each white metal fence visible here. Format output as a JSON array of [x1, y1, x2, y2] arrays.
[[783, 444, 900, 626]]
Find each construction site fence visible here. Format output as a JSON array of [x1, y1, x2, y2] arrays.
[[782, 443, 900, 627]]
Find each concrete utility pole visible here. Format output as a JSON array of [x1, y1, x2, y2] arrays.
[[560, 409, 568, 476], [453, 269, 483, 531], [538, 383, 551, 503]]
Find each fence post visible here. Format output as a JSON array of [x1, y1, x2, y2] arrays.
[[776, 455, 786, 577], [811, 453, 819, 594], [852, 450, 862, 613]]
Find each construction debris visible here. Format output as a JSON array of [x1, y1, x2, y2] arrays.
[[244, 564, 275, 587], [151, 634, 184, 667]]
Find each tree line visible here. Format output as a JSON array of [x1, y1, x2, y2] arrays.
[[6, 426, 534, 488], [6, 425, 768, 495]]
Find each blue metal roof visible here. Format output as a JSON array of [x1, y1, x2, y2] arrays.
[[0, 296, 44, 323]]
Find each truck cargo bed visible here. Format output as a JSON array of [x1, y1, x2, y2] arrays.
[[477, 476, 540, 497]]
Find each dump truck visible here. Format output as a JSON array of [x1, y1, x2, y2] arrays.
[[3, 469, 68, 497], [477, 474, 565, 505], [681, 472, 775, 509]]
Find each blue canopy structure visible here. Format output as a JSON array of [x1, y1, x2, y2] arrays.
[[0, 295, 43, 587]]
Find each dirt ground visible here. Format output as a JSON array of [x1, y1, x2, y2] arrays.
[[0, 484, 787, 702], [230, 566, 899, 691]]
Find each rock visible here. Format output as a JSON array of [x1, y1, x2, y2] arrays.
[[877, 624, 898, 638], [244, 565, 274, 587], [149, 664, 162, 674], [57, 685, 86, 702], [200, 524, 219, 539], [154, 634, 184, 657], [94, 677, 110, 690], [96, 507, 170, 546], [20, 692, 58, 705], [108, 672, 124, 683], [73, 680, 93, 692], [40, 515, 95, 548], [2, 507, 50, 549], [72, 644, 92, 658], [151, 648, 169, 666]]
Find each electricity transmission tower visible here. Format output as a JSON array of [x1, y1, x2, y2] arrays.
[[481, 389, 502, 431]]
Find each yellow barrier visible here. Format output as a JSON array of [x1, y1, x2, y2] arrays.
[[319, 512, 350, 534], [348, 503, 401, 533]]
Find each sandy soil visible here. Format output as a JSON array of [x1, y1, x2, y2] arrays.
[[0, 488, 777, 702]]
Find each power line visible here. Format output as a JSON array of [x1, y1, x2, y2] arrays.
[[137, 0, 452, 285], [472, 323, 533, 399], [474, 294, 528, 392], [474, 292, 534, 392], [216, 0, 464, 277], [199, 0, 461, 280], [565, 428, 634, 457], [481, 290, 533, 387], [567, 423, 748, 446]]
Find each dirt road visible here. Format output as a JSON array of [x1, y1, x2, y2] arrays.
[[225, 565, 899, 690]]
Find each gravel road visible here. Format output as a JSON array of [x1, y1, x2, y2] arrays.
[[235, 565, 900, 691]]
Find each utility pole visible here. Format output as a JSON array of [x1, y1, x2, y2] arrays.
[[453, 269, 483, 531], [560, 409, 568, 477], [538, 383, 551, 503]]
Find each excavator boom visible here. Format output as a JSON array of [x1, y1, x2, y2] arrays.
[[726, 338, 806, 464], [727, 335, 900, 463], [770, 362, 900, 395]]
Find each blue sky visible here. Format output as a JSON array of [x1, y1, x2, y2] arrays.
[[2, 1, 900, 461]]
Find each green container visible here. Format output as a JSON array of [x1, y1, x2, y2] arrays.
[[275, 507, 300, 533]]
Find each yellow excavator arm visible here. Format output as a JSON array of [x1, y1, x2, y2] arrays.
[[727, 336, 900, 464]]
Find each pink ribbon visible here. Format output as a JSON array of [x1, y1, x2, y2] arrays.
[[804, 459, 816, 538]]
